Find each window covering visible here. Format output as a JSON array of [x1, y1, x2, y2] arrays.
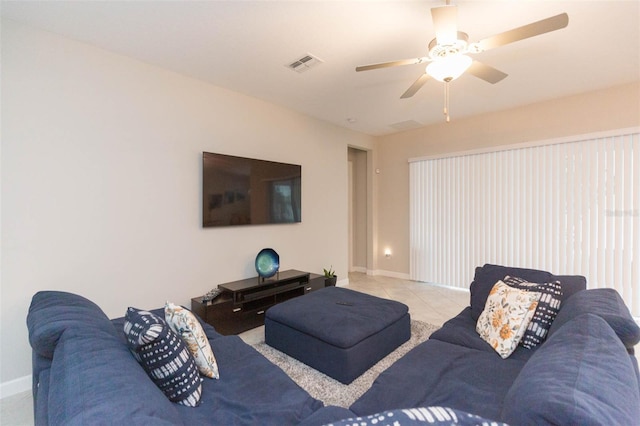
[[409, 130, 639, 316]]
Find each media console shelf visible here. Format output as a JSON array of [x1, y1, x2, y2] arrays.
[[191, 269, 325, 335]]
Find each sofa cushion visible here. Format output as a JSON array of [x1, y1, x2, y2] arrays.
[[429, 307, 535, 362], [503, 276, 563, 349], [48, 326, 183, 425], [27, 291, 116, 359], [548, 288, 640, 349], [502, 313, 640, 425], [296, 406, 357, 426], [350, 338, 527, 421], [165, 302, 219, 379], [124, 308, 202, 407], [476, 281, 541, 358], [171, 335, 324, 425], [470, 264, 586, 321]]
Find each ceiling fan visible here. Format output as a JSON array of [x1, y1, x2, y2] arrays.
[[355, 1, 569, 122]]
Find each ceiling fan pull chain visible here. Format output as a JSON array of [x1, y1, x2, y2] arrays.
[[444, 81, 451, 123]]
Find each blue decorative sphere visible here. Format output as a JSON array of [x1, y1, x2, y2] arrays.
[[255, 248, 279, 278]]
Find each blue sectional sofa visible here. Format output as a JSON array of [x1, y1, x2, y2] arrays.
[[27, 291, 353, 425], [350, 264, 640, 425], [27, 264, 640, 425]]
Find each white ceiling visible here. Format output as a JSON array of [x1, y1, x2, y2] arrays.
[[2, 0, 639, 136]]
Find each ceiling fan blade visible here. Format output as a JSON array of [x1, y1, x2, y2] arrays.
[[356, 57, 428, 72], [467, 61, 508, 84], [400, 73, 431, 99], [476, 13, 569, 52], [431, 5, 458, 45]]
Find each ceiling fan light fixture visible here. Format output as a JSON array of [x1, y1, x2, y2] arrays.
[[426, 54, 472, 82]]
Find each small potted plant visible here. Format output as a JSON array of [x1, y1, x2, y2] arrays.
[[323, 266, 337, 287]]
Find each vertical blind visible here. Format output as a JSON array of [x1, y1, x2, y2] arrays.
[[410, 131, 640, 316]]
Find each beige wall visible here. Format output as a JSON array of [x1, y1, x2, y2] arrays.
[[0, 20, 374, 391], [374, 82, 640, 276]]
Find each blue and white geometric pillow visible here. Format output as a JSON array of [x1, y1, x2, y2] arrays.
[[123, 307, 202, 407], [503, 275, 563, 349], [326, 406, 508, 426]]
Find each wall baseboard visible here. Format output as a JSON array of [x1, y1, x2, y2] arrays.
[[368, 269, 411, 280], [0, 375, 31, 400], [336, 277, 350, 287]]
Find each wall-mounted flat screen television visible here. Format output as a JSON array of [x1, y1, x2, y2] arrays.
[[203, 152, 301, 227]]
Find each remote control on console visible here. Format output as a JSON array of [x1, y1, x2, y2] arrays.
[[203, 288, 222, 303]]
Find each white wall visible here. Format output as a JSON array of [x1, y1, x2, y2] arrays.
[[0, 20, 374, 391]]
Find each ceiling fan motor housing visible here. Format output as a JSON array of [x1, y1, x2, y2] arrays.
[[428, 32, 469, 59]]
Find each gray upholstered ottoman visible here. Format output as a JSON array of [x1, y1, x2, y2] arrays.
[[264, 287, 410, 384]]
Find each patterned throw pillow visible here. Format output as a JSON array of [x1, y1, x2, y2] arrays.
[[503, 275, 563, 349], [476, 281, 541, 359], [123, 308, 202, 407], [165, 302, 220, 379], [330, 406, 508, 426]]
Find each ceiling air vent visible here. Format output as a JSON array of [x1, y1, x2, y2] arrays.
[[287, 53, 323, 73], [389, 120, 423, 131]]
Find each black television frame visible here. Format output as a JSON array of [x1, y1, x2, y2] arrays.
[[202, 152, 301, 228]]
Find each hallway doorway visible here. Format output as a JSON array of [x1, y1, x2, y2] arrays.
[[348, 147, 368, 273]]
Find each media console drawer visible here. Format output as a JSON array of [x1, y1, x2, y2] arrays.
[[192, 270, 326, 335]]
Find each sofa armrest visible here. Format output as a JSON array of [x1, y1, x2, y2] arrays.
[[548, 288, 640, 350], [502, 314, 640, 425], [27, 291, 116, 359]]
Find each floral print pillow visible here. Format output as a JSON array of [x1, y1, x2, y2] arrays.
[[165, 302, 220, 379], [476, 281, 541, 359]]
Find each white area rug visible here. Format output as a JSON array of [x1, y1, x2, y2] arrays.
[[252, 320, 439, 408]]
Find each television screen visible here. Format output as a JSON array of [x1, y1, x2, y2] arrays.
[[202, 152, 301, 227]]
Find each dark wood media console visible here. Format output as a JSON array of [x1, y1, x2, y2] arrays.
[[191, 269, 325, 335]]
